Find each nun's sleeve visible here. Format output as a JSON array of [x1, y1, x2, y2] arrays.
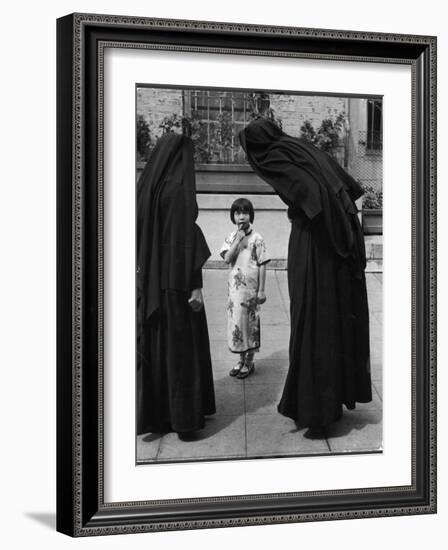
[[190, 224, 211, 290], [190, 269, 203, 290]]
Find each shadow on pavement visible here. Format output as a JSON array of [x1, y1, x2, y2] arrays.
[[252, 349, 289, 371], [326, 408, 382, 439], [142, 432, 165, 443], [176, 412, 241, 442]]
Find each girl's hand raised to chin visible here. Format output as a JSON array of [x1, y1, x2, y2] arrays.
[[236, 229, 246, 242]]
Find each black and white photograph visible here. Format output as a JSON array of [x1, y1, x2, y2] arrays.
[[53, 7, 437, 539], [1, 0, 443, 545], [135, 86, 383, 464]]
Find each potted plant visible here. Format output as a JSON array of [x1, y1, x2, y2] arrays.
[[136, 115, 153, 162], [361, 184, 383, 235], [300, 112, 347, 159]]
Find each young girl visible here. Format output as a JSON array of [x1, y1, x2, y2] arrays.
[[220, 198, 270, 379]]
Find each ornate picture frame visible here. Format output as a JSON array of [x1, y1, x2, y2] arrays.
[[56, 13, 436, 536]]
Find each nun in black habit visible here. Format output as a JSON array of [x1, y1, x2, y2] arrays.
[[137, 132, 215, 436], [239, 117, 372, 433]]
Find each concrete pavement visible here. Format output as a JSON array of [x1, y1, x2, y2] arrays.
[[137, 266, 383, 463]]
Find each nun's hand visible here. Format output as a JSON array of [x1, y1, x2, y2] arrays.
[[188, 289, 204, 312]]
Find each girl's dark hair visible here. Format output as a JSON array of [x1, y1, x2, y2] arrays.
[[230, 198, 254, 224]]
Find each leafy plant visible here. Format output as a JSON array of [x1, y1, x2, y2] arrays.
[[158, 113, 209, 163], [158, 113, 183, 133], [207, 111, 234, 163], [151, 92, 285, 164], [300, 112, 346, 157], [247, 92, 282, 128], [136, 115, 152, 161], [159, 110, 247, 164], [362, 184, 383, 209], [300, 120, 317, 144]]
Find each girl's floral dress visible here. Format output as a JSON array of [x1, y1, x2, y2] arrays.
[[220, 228, 270, 353]]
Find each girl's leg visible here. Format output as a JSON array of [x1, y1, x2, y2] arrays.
[[229, 352, 245, 377], [245, 350, 255, 366], [237, 350, 255, 379]]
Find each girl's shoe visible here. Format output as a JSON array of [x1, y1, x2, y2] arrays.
[[229, 360, 244, 377], [236, 361, 255, 379]]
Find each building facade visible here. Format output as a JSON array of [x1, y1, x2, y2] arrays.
[[136, 88, 382, 265]]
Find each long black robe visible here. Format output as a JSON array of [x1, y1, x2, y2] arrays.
[[137, 133, 215, 434], [239, 118, 372, 429]]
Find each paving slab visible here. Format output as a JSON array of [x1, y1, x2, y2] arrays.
[[353, 391, 382, 411], [373, 379, 383, 400], [371, 362, 383, 382], [246, 414, 329, 457], [370, 348, 383, 367], [243, 361, 289, 383], [366, 274, 383, 292], [213, 376, 245, 416], [137, 433, 163, 461], [244, 383, 284, 415], [137, 258, 383, 462], [157, 415, 246, 461], [326, 409, 383, 452], [370, 318, 383, 342]]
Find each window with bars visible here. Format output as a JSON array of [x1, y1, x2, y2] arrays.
[[183, 90, 254, 164], [366, 99, 383, 152]]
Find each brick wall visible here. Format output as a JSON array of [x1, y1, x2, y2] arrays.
[[137, 87, 183, 142], [135, 90, 381, 255], [137, 88, 348, 142], [271, 95, 348, 137]]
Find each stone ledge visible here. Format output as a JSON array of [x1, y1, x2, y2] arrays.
[[197, 193, 287, 210], [204, 258, 382, 272]]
